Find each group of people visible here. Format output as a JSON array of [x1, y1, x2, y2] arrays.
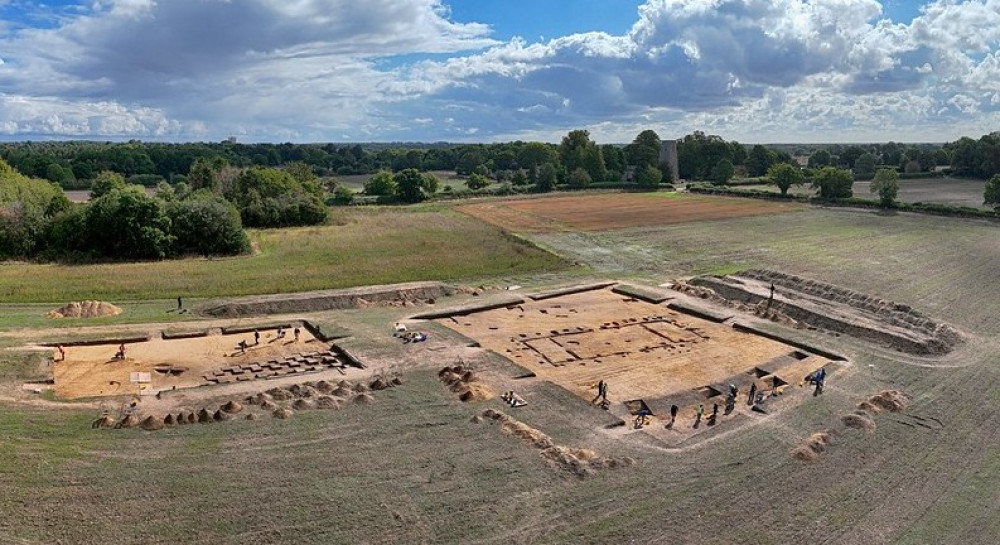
[[595, 368, 828, 431]]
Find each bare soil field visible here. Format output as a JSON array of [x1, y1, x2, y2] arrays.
[[457, 193, 802, 232], [436, 287, 834, 446], [50, 326, 320, 399]]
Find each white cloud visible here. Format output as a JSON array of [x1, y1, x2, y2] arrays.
[[0, 0, 997, 142]]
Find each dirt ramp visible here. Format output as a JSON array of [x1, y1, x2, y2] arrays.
[[47, 301, 122, 319], [201, 281, 457, 318]]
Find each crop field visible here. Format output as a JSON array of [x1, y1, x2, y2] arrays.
[[2, 191, 1000, 544], [456, 192, 803, 232]]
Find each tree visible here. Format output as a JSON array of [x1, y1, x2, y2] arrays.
[[745, 145, 776, 177], [364, 170, 396, 196], [168, 196, 250, 256], [767, 163, 804, 196], [568, 168, 592, 189], [421, 173, 440, 195], [869, 168, 899, 208], [626, 130, 661, 169], [854, 153, 877, 179], [536, 163, 557, 193], [510, 170, 529, 186], [636, 165, 662, 190], [394, 169, 431, 203], [582, 145, 607, 182], [90, 171, 126, 199], [807, 149, 833, 169], [84, 186, 174, 259], [812, 166, 854, 199], [517, 143, 557, 178], [984, 174, 1000, 210], [711, 159, 735, 185], [466, 173, 490, 190]]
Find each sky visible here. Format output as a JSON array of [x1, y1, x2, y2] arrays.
[[0, 0, 997, 144]]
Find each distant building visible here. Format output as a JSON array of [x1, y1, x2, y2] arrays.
[[659, 140, 679, 182]]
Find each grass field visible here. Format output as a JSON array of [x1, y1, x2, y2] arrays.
[[3, 193, 1000, 544], [0, 207, 570, 303], [737, 176, 989, 208]]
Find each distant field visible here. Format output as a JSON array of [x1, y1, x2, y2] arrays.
[[457, 192, 802, 232], [737, 176, 988, 208], [337, 170, 471, 192], [0, 207, 570, 303]]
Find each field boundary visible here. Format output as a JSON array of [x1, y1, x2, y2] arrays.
[[201, 281, 458, 318], [731, 321, 847, 361], [409, 296, 526, 320], [528, 281, 618, 301], [612, 283, 674, 304]]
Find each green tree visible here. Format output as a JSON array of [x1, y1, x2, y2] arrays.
[[466, 173, 490, 190], [745, 145, 776, 177], [168, 196, 250, 256], [854, 153, 877, 179], [536, 163, 557, 193], [559, 129, 592, 174], [869, 168, 899, 208], [636, 165, 662, 190], [84, 186, 174, 259], [90, 171, 127, 199], [510, 170, 529, 186], [394, 168, 430, 203], [582, 145, 607, 182], [421, 173, 440, 195], [711, 159, 735, 185], [984, 174, 1000, 210], [626, 130, 661, 169], [807, 149, 833, 169], [812, 166, 854, 199], [767, 163, 804, 196], [568, 167, 592, 189], [517, 143, 557, 178], [364, 170, 397, 196]]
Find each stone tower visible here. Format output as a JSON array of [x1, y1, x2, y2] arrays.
[[659, 140, 679, 182]]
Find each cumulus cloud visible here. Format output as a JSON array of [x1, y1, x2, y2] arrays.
[[0, 0, 998, 141]]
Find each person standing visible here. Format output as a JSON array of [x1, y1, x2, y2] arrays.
[[695, 404, 704, 427], [253, 329, 260, 345], [177, 296, 183, 310], [669, 404, 678, 426], [747, 382, 757, 405], [293, 327, 301, 342], [56, 344, 66, 362]]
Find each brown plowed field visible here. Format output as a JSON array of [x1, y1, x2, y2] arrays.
[[456, 193, 802, 232]]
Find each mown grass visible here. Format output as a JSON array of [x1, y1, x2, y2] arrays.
[[0, 207, 571, 303]]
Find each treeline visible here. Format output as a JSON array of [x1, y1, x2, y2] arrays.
[[0, 161, 251, 261], [0, 156, 333, 261]]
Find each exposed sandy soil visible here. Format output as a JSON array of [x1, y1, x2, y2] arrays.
[[456, 193, 801, 232], [50, 327, 319, 399], [436, 287, 833, 444]]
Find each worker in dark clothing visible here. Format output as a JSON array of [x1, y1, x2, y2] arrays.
[[747, 382, 757, 405]]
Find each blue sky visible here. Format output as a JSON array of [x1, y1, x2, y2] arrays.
[[0, 0, 997, 143]]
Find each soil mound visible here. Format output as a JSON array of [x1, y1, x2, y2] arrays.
[[197, 408, 213, 423], [260, 400, 278, 411], [47, 300, 122, 319], [391, 376, 403, 386], [140, 415, 165, 431], [842, 412, 876, 431], [353, 393, 376, 405], [267, 388, 294, 401], [221, 401, 243, 414], [316, 396, 341, 409], [439, 365, 495, 402], [272, 408, 294, 419], [174, 412, 189, 425], [163, 414, 176, 426], [315, 380, 335, 394], [370, 378, 389, 391], [470, 415, 484, 424], [117, 414, 141, 429], [245, 413, 260, 421], [866, 390, 909, 413], [338, 380, 353, 389], [213, 410, 232, 422], [292, 399, 316, 410], [91, 414, 115, 429], [353, 382, 370, 393], [792, 431, 833, 462], [332, 386, 353, 398]]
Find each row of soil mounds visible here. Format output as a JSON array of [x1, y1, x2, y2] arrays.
[[438, 364, 495, 402], [91, 376, 401, 430], [201, 281, 458, 318], [474, 408, 634, 477], [792, 390, 910, 462], [687, 270, 962, 355]]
